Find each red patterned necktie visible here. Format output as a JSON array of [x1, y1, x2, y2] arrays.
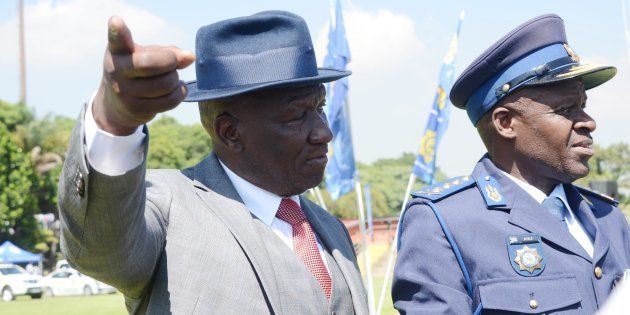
[[276, 198, 332, 299]]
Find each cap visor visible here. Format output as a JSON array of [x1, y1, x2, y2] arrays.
[[184, 68, 351, 102], [528, 63, 617, 90]]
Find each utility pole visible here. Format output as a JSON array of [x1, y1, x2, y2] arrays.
[[18, 0, 27, 105]]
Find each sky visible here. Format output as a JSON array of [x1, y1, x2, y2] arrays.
[[1, 0, 629, 178]]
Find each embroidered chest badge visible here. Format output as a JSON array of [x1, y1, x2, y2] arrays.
[[507, 234, 545, 277]]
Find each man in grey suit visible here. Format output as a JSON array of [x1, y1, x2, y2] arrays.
[[58, 11, 368, 314]]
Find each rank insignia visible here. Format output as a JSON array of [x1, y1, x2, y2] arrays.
[[507, 234, 545, 277], [476, 174, 507, 209], [485, 185, 502, 202]]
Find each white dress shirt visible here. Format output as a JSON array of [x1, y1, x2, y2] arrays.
[[219, 160, 329, 272], [84, 96, 329, 272], [501, 171, 595, 257], [84, 93, 145, 176]]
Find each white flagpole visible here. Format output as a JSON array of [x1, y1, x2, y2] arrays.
[[355, 181, 376, 314], [314, 187, 328, 211], [376, 173, 416, 315], [309, 188, 318, 200]]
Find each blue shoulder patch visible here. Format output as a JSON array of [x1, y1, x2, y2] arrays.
[[575, 186, 619, 206], [411, 175, 475, 202]]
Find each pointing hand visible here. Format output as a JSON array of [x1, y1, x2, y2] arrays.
[[93, 16, 195, 135]]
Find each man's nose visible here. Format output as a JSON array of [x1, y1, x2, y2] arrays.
[[310, 112, 334, 144], [574, 110, 596, 133]]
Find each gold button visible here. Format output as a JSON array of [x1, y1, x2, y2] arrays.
[[529, 299, 538, 309], [502, 83, 510, 93], [594, 266, 603, 279]]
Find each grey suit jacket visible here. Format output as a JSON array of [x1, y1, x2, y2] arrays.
[[58, 105, 368, 314]]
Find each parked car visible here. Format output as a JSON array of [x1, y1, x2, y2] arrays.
[[41, 266, 116, 297], [55, 259, 71, 270], [0, 263, 43, 301]]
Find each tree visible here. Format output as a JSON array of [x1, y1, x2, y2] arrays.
[[0, 122, 43, 250], [13, 114, 75, 157], [575, 143, 630, 217], [147, 116, 213, 169], [4, 105, 72, 216], [0, 100, 33, 132], [320, 153, 449, 218]]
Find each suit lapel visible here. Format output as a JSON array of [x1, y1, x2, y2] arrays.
[[300, 196, 367, 313], [474, 157, 592, 262], [189, 153, 282, 314], [507, 193, 592, 262], [565, 185, 610, 264]]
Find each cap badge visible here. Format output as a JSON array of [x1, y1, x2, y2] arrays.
[[563, 43, 580, 63]]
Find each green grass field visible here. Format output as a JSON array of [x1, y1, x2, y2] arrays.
[[0, 293, 127, 315]]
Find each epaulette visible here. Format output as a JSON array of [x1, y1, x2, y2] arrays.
[[575, 186, 619, 206], [411, 175, 475, 202]]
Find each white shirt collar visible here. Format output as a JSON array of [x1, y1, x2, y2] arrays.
[[500, 171, 570, 208], [501, 171, 547, 203], [218, 159, 300, 227]]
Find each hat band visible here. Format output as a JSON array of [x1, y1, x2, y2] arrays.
[[465, 43, 576, 125], [196, 45, 319, 89]]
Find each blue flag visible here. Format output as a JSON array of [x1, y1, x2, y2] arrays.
[[413, 12, 464, 184], [324, 0, 355, 199]]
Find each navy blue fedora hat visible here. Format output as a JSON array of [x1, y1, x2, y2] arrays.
[[450, 14, 617, 125], [184, 10, 350, 102]]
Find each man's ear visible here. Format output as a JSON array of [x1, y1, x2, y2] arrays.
[[214, 113, 243, 152], [491, 106, 517, 140]]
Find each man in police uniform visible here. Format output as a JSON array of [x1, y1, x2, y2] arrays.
[[392, 14, 630, 314]]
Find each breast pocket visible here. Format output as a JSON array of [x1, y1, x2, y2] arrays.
[[478, 274, 582, 314]]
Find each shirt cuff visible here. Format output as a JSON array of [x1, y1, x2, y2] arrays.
[[84, 93, 146, 176]]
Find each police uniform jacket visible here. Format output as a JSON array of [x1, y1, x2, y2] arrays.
[[392, 155, 630, 314]]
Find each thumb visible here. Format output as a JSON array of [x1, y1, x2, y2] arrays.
[[107, 15, 134, 55]]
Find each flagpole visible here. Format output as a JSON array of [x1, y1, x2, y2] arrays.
[[314, 187, 328, 211], [308, 188, 319, 204], [377, 11, 464, 314], [376, 173, 416, 315], [355, 180, 376, 314]]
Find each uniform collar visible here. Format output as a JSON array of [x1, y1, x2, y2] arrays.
[[549, 184, 570, 211], [218, 159, 300, 227], [500, 171, 547, 203], [500, 170, 569, 209]]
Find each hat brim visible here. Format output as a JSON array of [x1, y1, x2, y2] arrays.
[[184, 68, 351, 102], [526, 63, 617, 90]]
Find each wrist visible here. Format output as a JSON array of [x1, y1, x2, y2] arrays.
[[93, 86, 141, 136]]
